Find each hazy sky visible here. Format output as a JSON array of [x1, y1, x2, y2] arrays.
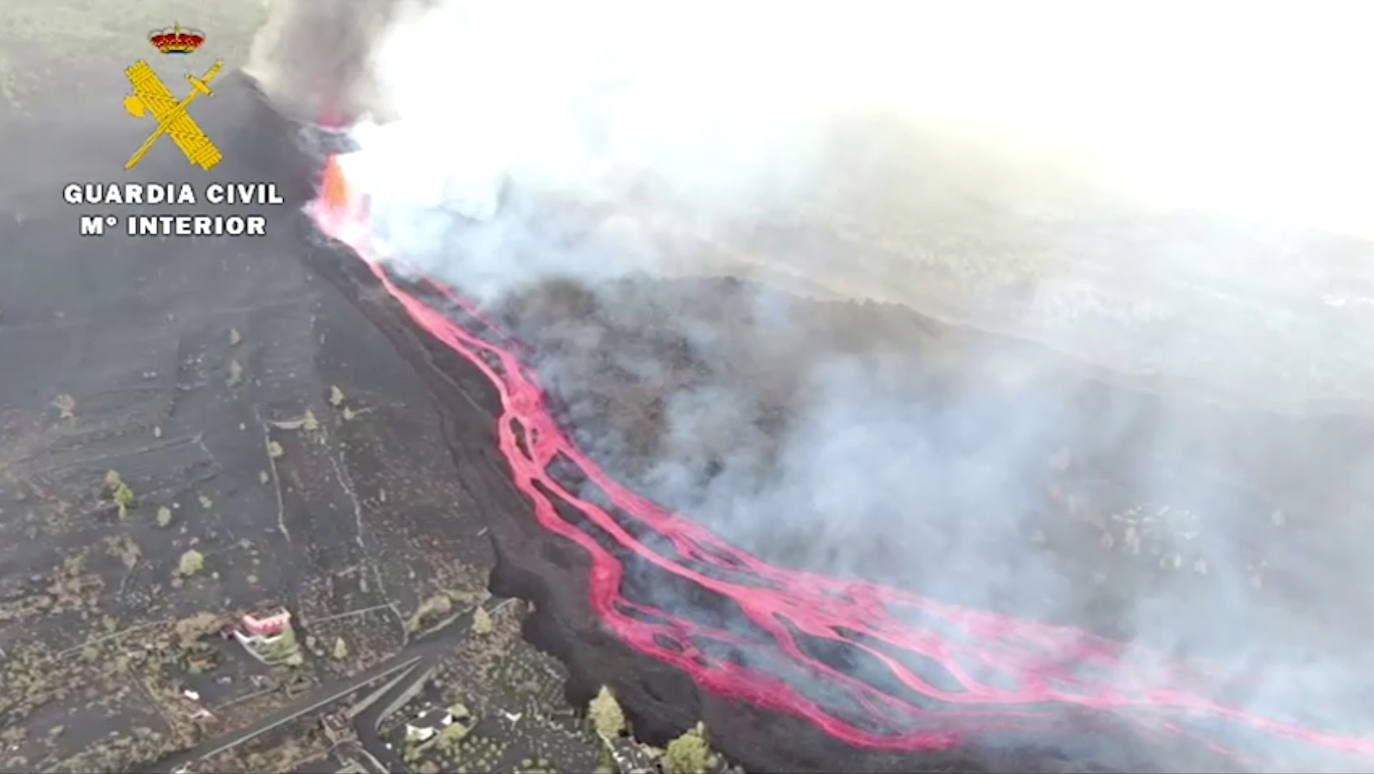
[[827, 2, 1374, 238]]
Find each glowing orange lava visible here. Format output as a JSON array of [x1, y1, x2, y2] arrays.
[[309, 154, 1374, 769], [321, 154, 351, 213]]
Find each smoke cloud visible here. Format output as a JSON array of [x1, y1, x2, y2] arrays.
[[252, 1, 1374, 769]]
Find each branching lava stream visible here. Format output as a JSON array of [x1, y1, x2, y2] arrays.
[[311, 154, 1373, 769]]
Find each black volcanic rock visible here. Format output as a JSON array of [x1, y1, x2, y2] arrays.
[[302, 250, 1274, 773]]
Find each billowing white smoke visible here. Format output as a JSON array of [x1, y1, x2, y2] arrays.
[[333, 0, 1374, 406], [346, 1, 1374, 240], [267, 1, 1374, 768]]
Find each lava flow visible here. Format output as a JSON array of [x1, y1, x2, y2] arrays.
[[311, 154, 1373, 768]]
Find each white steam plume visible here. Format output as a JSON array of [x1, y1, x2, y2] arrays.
[[324, 0, 1374, 407], [254, 1, 1374, 769]]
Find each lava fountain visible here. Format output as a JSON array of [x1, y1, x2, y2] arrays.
[[309, 154, 1374, 771]]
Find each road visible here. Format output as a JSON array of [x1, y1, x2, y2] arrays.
[[151, 599, 506, 773]]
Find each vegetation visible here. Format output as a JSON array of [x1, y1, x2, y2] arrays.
[[408, 593, 453, 631], [472, 606, 492, 635], [588, 686, 626, 738], [103, 470, 135, 518], [177, 549, 204, 576], [435, 720, 469, 749], [662, 722, 714, 774], [103, 535, 141, 570], [156, 506, 172, 528], [332, 636, 348, 660], [173, 612, 222, 642]]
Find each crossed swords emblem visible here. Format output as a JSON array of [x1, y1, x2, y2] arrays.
[[122, 59, 225, 171]]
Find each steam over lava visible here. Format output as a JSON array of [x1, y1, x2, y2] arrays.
[[265, 2, 1374, 771]]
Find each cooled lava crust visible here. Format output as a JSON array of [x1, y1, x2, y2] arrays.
[[297, 237, 1240, 774]]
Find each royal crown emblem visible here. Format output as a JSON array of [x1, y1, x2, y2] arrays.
[[148, 23, 205, 55]]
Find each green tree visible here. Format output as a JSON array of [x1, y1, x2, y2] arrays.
[[588, 686, 626, 738], [177, 549, 204, 576], [662, 723, 713, 774]]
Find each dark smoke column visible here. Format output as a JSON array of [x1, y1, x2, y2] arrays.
[[244, 0, 417, 124]]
